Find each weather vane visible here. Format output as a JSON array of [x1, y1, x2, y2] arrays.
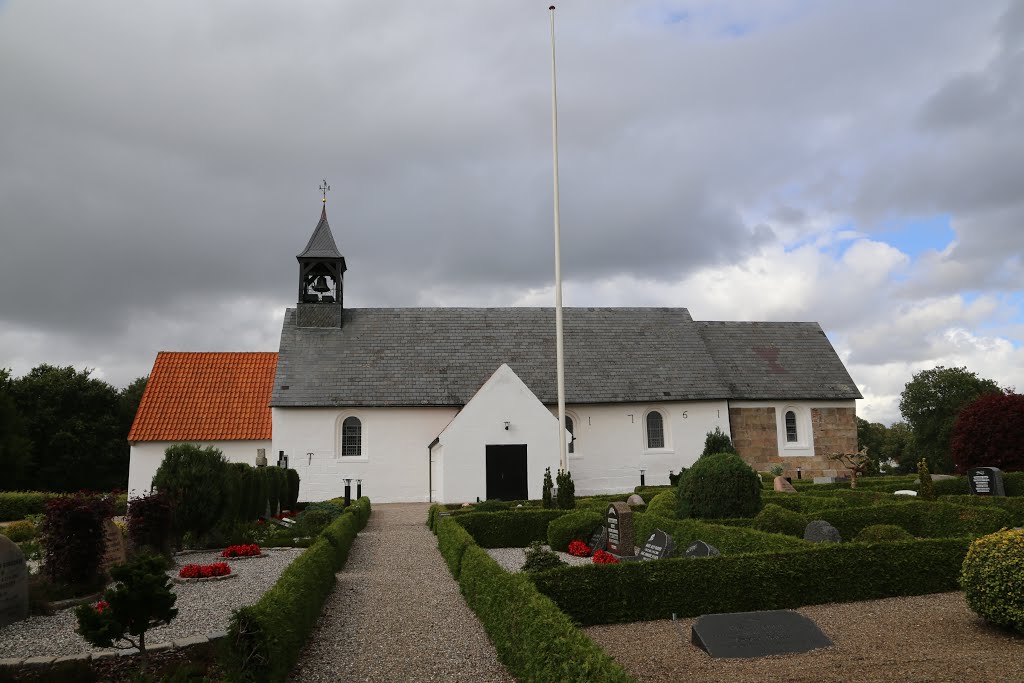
[[319, 179, 331, 204]]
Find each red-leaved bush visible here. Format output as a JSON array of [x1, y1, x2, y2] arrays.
[[42, 492, 115, 586], [222, 543, 261, 558], [179, 562, 231, 579], [951, 391, 1024, 473]]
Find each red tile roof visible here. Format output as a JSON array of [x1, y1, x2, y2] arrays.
[[128, 352, 277, 442]]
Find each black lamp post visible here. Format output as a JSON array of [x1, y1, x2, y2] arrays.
[[640, 468, 646, 487], [356, 479, 362, 499], [343, 478, 352, 507]]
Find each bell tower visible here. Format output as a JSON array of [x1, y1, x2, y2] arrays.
[[296, 182, 347, 328]]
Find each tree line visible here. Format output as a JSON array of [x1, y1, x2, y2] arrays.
[[0, 365, 147, 492]]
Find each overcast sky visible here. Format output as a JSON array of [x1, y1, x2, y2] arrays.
[[1, 1, 1021, 425]]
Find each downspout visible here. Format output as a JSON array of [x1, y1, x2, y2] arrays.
[[428, 437, 440, 503]]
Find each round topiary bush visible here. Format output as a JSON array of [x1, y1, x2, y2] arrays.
[[547, 510, 602, 552], [752, 504, 807, 537], [677, 452, 762, 519], [646, 491, 677, 519], [960, 528, 1024, 633], [854, 524, 914, 543]]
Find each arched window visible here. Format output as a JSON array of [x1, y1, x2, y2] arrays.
[[565, 415, 575, 454], [785, 410, 798, 443], [341, 416, 362, 457], [646, 411, 665, 449]]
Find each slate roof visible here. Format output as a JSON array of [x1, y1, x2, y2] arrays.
[[128, 352, 277, 441], [297, 207, 343, 259], [270, 307, 861, 407]]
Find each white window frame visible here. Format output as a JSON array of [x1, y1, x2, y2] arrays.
[[779, 405, 810, 452], [335, 413, 369, 462], [642, 407, 673, 454]]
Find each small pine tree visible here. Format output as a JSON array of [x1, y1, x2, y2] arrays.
[[701, 427, 737, 458], [555, 469, 576, 509], [542, 467, 554, 509], [918, 458, 936, 500]]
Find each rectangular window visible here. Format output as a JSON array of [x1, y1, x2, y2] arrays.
[[785, 411, 798, 443], [342, 419, 361, 457]]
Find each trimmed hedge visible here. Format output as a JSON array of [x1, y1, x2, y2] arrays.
[[427, 503, 445, 531], [938, 495, 1024, 526], [632, 486, 673, 501], [761, 492, 851, 513], [454, 510, 568, 548], [531, 537, 972, 625], [934, 472, 1024, 497], [633, 513, 806, 556], [437, 516, 476, 578], [812, 501, 1012, 540], [645, 491, 677, 519], [547, 510, 603, 552], [0, 491, 57, 521], [224, 498, 370, 682], [436, 515, 634, 681], [752, 504, 807, 538]]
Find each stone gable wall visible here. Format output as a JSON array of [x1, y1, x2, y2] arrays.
[[730, 405, 858, 480]]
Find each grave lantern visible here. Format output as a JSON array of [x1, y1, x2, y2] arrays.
[[343, 478, 352, 507], [356, 479, 362, 499]]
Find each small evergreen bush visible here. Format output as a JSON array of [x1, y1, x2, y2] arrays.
[[522, 541, 566, 573], [286, 468, 301, 509], [547, 509, 603, 551], [302, 501, 345, 521], [152, 444, 229, 542], [542, 467, 554, 509], [701, 427, 738, 457], [646, 490, 677, 519], [918, 459, 935, 501], [126, 491, 174, 559], [677, 452, 761, 519], [556, 469, 576, 509], [752, 504, 807, 537], [297, 508, 333, 537], [2, 519, 36, 543], [855, 524, 914, 543], [960, 528, 1024, 633], [42, 492, 114, 587]]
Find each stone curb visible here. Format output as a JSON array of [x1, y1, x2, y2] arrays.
[[172, 572, 238, 584], [47, 591, 105, 611], [0, 632, 229, 670]]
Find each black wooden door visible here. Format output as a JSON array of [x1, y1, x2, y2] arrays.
[[485, 445, 528, 501]]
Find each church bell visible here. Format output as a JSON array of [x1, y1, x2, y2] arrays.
[[311, 276, 331, 293]]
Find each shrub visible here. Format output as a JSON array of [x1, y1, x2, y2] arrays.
[[542, 466, 554, 509], [437, 516, 476, 578], [522, 541, 566, 573], [455, 510, 568, 548], [126, 491, 175, 559], [960, 528, 1024, 633], [547, 510, 603, 552], [556, 469, 576, 509], [302, 501, 345, 521], [918, 459, 936, 501], [752, 504, 807, 538], [645, 491, 677, 519], [677, 452, 761, 519], [701, 427, 737, 457], [0, 491, 59, 522], [951, 391, 1024, 474], [2, 519, 36, 543], [296, 509, 333, 537], [152, 444, 229, 541], [855, 524, 914, 543], [285, 469, 301, 509], [937, 495, 1024, 526], [634, 513, 806, 556], [42, 492, 113, 587], [813, 501, 1012, 540], [75, 554, 177, 659], [475, 498, 515, 512]]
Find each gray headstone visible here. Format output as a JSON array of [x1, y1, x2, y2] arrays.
[[813, 476, 836, 484], [587, 526, 608, 553], [606, 503, 635, 557], [638, 529, 675, 561], [968, 467, 1005, 497], [691, 610, 833, 658], [684, 540, 720, 557], [804, 520, 842, 543], [0, 535, 29, 627], [626, 494, 646, 506]]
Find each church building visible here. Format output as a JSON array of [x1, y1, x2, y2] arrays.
[[128, 207, 862, 503]]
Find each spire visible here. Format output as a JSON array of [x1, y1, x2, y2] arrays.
[[297, 206, 343, 259]]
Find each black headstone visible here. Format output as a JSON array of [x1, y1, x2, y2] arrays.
[[588, 526, 608, 553], [804, 520, 842, 543], [684, 540, 720, 557], [691, 610, 833, 659], [968, 467, 1006, 497], [638, 529, 675, 561]]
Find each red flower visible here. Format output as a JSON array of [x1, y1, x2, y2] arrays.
[[179, 562, 231, 578], [592, 549, 619, 565], [94, 601, 109, 613], [567, 540, 592, 557], [222, 543, 261, 558]]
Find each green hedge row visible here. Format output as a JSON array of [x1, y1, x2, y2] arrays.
[[224, 496, 370, 682], [531, 537, 971, 626], [813, 501, 1012, 540], [437, 516, 476, 577], [435, 513, 634, 681], [644, 491, 677, 518], [632, 486, 673, 500], [933, 472, 1024, 497], [548, 510, 604, 551], [633, 513, 807, 555], [0, 491, 127, 522], [454, 510, 569, 548], [938, 495, 1024, 526]]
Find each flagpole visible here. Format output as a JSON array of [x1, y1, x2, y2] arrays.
[[549, 5, 568, 473]]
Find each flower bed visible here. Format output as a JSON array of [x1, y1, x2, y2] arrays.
[[567, 540, 592, 557], [222, 543, 263, 558], [592, 549, 619, 564], [177, 562, 233, 582]]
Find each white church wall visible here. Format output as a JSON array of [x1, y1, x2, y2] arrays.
[[272, 406, 457, 503], [127, 440, 271, 498], [557, 400, 730, 494]]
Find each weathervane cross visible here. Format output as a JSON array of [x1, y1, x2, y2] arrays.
[[319, 179, 331, 204]]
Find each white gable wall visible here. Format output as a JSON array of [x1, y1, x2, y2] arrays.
[[127, 440, 271, 498]]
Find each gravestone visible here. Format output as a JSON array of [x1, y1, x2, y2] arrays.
[[606, 503, 635, 557], [773, 476, 797, 493], [626, 494, 646, 506], [684, 540, 720, 557], [893, 490, 917, 496], [968, 467, 1005, 497], [638, 529, 675, 561], [588, 526, 608, 553], [0, 535, 29, 627], [691, 609, 833, 658], [804, 520, 842, 543], [813, 476, 836, 484], [99, 518, 128, 576]]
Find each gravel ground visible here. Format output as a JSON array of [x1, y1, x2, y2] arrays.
[[0, 547, 303, 658], [586, 592, 1024, 683], [289, 503, 513, 683], [485, 545, 595, 572]]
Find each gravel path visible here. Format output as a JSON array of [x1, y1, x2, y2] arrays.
[[486, 545, 605, 572], [0, 547, 303, 658], [289, 504, 513, 683], [586, 592, 1024, 683]]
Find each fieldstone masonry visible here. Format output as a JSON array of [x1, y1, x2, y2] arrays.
[[730, 406, 857, 480]]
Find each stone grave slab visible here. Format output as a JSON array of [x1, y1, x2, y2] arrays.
[[0, 535, 29, 627], [969, 467, 1005, 496], [626, 494, 646, 506], [804, 520, 841, 543], [773, 476, 797, 493], [606, 503, 635, 557], [684, 540, 720, 557], [99, 518, 128, 576], [638, 529, 675, 561], [691, 609, 833, 658], [588, 526, 608, 553]]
